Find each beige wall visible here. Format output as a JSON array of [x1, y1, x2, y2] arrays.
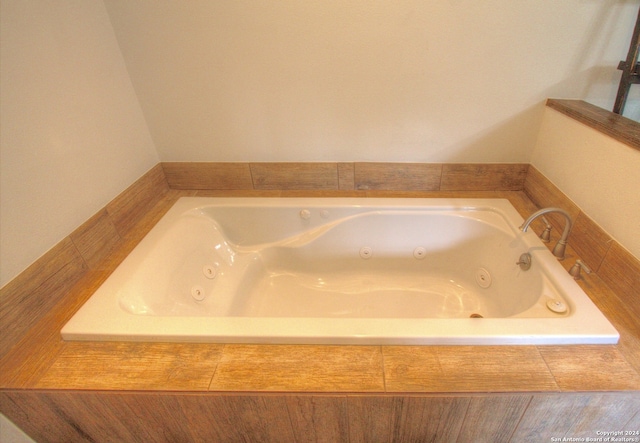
[[103, 1, 635, 163], [0, 0, 159, 286], [531, 107, 640, 259]]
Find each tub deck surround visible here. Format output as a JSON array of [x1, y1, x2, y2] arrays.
[[1, 190, 640, 442], [1, 189, 639, 394], [0, 164, 171, 360], [60, 196, 618, 345], [524, 165, 640, 330]]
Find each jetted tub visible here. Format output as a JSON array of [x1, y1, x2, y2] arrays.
[[62, 197, 619, 345]]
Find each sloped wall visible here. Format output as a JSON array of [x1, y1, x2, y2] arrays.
[[0, 1, 159, 285]]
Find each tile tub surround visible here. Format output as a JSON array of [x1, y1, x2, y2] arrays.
[[2, 188, 639, 393], [161, 161, 530, 192], [0, 164, 171, 359], [1, 184, 639, 440]]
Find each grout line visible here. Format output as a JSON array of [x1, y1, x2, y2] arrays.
[[379, 346, 387, 393], [535, 346, 562, 392], [454, 396, 474, 443], [248, 163, 256, 190], [207, 344, 225, 391], [505, 395, 535, 443]]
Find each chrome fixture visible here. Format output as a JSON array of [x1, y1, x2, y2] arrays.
[[515, 252, 532, 270], [539, 216, 552, 243], [520, 208, 573, 260], [569, 259, 592, 280]]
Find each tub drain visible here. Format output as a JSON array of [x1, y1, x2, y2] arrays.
[[546, 299, 567, 314], [470, 313, 483, 318]]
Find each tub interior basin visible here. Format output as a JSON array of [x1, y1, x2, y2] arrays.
[[61, 197, 620, 345]]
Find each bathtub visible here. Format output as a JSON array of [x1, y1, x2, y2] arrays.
[[61, 197, 619, 345]]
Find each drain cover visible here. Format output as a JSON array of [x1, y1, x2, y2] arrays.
[[546, 299, 567, 314]]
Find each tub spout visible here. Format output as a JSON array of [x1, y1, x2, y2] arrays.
[[520, 207, 573, 260]]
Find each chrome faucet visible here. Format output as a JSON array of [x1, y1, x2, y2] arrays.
[[520, 207, 573, 260]]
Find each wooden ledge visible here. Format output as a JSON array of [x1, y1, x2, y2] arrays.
[[546, 99, 640, 151]]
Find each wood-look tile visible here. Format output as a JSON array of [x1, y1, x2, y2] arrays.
[[0, 263, 125, 388], [539, 346, 640, 391], [0, 329, 65, 389], [279, 189, 365, 198], [578, 271, 639, 331], [195, 189, 281, 197], [106, 164, 169, 237], [561, 393, 640, 438], [361, 189, 523, 201], [394, 396, 470, 442], [598, 242, 640, 314], [69, 209, 121, 270], [383, 346, 558, 392], [440, 163, 529, 191], [523, 166, 581, 230], [354, 162, 442, 191], [250, 162, 339, 190], [456, 395, 531, 443], [0, 179, 640, 414], [178, 394, 296, 442], [507, 190, 540, 218], [28, 390, 198, 443], [381, 346, 441, 392], [619, 335, 640, 376], [346, 396, 396, 442], [99, 392, 197, 442], [286, 396, 349, 442], [510, 393, 592, 442], [338, 162, 355, 190], [42, 391, 144, 442], [0, 237, 85, 318], [162, 162, 254, 190], [570, 212, 613, 272], [347, 395, 482, 442], [364, 190, 449, 198], [0, 237, 87, 360], [626, 406, 640, 430], [119, 189, 183, 243], [36, 342, 223, 390], [210, 345, 385, 392], [1, 390, 91, 443], [2, 193, 185, 389]]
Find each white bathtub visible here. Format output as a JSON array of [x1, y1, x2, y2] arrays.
[[62, 197, 619, 345]]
